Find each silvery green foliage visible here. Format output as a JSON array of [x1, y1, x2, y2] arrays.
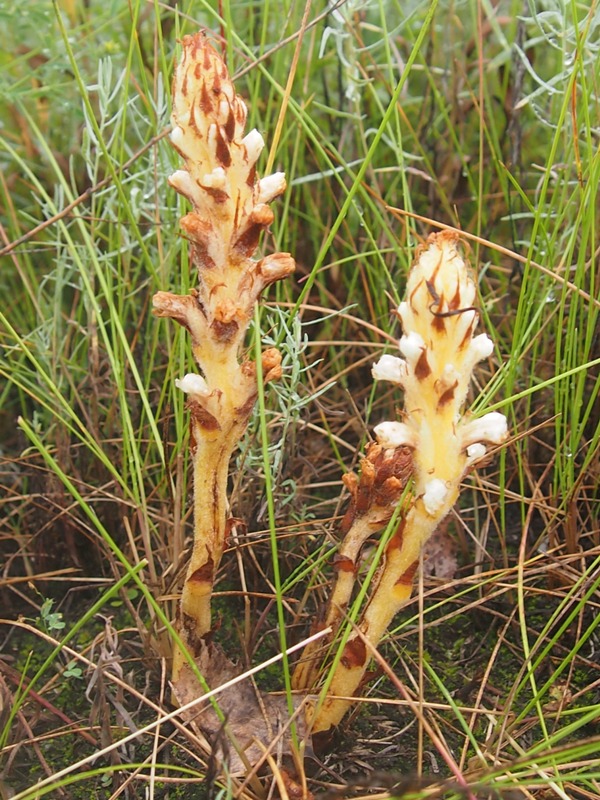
[[82, 58, 129, 181], [80, 56, 173, 245], [516, 1, 599, 134], [239, 307, 335, 515], [319, 0, 369, 103], [319, 0, 405, 104]]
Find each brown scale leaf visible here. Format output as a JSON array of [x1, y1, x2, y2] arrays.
[[343, 444, 413, 524], [340, 637, 367, 669]]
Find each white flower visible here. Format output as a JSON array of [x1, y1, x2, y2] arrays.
[[218, 98, 231, 124], [200, 167, 227, 190], [257, 173, 286, 204], [168, 170, 204, 207], [242, 129, 265, 164], [423, 478, 448, 515], [440, 363, 460, 385], [372, 354, 405, 384], [469, 334, 494, 361], [175, 373, 210, 396], [461, 412, 508, 447], [373, 421, 415, 448], [398, 332, 425, 362], [465, 442, 487, 466], [170, 125, 184, 147]]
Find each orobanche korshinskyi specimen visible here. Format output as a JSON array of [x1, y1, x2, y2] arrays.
[[295, 231, 507, 735], [153, 32, 294, 682]]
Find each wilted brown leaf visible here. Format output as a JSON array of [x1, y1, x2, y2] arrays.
[[422, 525, 458, 580], [173, 642, 306, 776]]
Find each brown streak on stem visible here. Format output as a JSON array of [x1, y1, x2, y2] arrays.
[[458, 318, 476, 350], [339, 506, 356, 535], [333, 555, 357, 573], [202, 186, 229, 204], [199, 81, 212, 114], [188, 557, 214, 583], [449, 285, 461, 309], [386, 519, 406, 553], [223, 103, 235, 141], [395, 560, 418, 586], [234, 224, 263, 256], [437, 382, 458, 409], [190, 243, 217, 271], [189, 400, 220, 431], [211, 318, 239, 343], [215, 126, 231, 167], [432, 314, 446, 333]]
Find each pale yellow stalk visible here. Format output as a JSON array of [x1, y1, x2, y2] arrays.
[[153, 33, 294, 682], [311, 231, 507, 734]]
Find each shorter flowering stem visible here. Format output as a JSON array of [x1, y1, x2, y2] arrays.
[[310, 494, 453, 732], [308, 231, 507, 736], [292, 516, 374, 693]]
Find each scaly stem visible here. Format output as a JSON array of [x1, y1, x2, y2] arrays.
[[310, 496, 454, 732], [293, 443, 412, 691], [292, 516, 375, 692], [307, 231, 507, 737], [153, 33, 294, 680], [172, 432, 235, 681]]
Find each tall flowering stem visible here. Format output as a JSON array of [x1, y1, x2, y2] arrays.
[[153, 33, 294, 682], [310, 231, 507, 735]]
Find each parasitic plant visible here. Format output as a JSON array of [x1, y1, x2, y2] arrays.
[[302, 231, 507, 735], [153, 33, 294, 682]]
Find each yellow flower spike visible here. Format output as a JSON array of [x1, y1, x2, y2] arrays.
[[388, 231, 507, 513], [153, 32, 295, 683], [310, 231, 506, 736]]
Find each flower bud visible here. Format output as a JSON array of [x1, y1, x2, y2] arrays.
[[372, 354, 406, 384], [175, 373, 210, 397], [374, 421, 415, 448]]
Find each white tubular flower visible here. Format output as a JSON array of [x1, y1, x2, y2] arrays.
[[199, 167, 227, 190], [465, 442, 487, 467], [170, 125, 185, 148], [470, 334, 494, 361], [461, 412, 508, 448], [423, 478, 449, 515], [398, 332, 425, 363], [242, 129, 265, 163], [175, 373, 210, 397], [374, 421, 415, 449], [257, 172, 287, 204], [372, 354, 406, 385], [168, 170, 205, 207]]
